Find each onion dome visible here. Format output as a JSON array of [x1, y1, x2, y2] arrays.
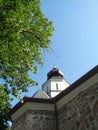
[[47, 66, 64, 80]]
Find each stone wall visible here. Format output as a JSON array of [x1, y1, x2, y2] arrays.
[[11, 114, 26, 130], [11, 110, 56, 130], [10, 75, 98, 130], [24, 110, 56, 130], [58, 83, 98, 130]]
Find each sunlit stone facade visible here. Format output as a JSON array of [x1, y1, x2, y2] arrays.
[[9, 65, 98, 130]]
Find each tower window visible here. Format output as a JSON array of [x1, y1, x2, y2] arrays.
[[56, 83, 58, 90]]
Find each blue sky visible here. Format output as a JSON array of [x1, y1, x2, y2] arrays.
[[11, 0, 98, 105]]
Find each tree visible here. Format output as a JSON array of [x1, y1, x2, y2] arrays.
[[0, 0, 54, 129], [0, 84, 11, 130]]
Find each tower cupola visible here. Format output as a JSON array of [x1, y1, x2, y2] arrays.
[[47, 66, 64, 80]]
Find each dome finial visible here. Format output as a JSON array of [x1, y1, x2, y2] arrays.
[[53, 65, 57, 69]]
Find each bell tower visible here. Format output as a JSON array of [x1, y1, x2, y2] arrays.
[[42, 66, 69, 97]]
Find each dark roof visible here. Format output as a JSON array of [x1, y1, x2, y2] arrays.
[[55, 65, 98, 101], [8, 96, 54, 121], [47, 66, 64, 80], [8, 65, 98, 120]]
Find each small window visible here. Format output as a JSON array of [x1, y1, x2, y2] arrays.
[[56, 83, 58, 90]]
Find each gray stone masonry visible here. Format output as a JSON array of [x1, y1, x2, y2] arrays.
[[11, 110, 56, 130], [58, 83, 98, 130], [11, 114, 26, 130], [11, 83, 98, 130]]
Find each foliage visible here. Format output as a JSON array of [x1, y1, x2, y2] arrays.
[[0, 84, 11, 130], [0, 84, 11, 114], [0, 0, 54, 129], [0, 106, 11, 130], [0, 0, 54, 97]]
